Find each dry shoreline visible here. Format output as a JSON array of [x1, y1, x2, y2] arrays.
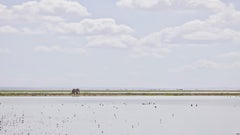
[[1, 90, 240, 96]]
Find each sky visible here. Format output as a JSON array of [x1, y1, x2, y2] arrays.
[[0, 0, 240, 89]]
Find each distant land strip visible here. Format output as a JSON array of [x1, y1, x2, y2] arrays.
[[1, 90, 240, 96]]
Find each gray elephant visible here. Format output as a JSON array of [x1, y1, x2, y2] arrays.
[[72, 88, 80, 95]]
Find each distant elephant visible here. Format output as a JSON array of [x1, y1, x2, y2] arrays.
[[72, 88, 80, 95]]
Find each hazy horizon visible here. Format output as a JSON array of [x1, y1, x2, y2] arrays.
[[1, 86, 240, 91]]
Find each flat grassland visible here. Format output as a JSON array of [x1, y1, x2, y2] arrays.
[[1, 90, 240, 96]]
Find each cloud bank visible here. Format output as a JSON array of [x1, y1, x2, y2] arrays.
[[1, 0, 240, 60]]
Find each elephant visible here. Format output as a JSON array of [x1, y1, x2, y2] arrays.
[[72, 88, 80, 95]]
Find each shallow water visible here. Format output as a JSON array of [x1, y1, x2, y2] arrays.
[[0, 96, 240, 135]]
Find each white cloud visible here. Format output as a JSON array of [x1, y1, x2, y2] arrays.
[[116, 0, 227, 12], [77, 3, 240, 58], [1, 0, 239, 59], [217, 51, 240, 59], [0, 1, 137, 55], [183, 29, 240, 43], [0, 3, 12, 20], [0, 0, 90, 22], [172, 50, 240, 71], [0, 48, 10, 54], [86, 34, 137, 48], [0, 1, 134, 39], [178, 7, 240, 43], [132, 46, 171, 58], [84, 30, 171, 57], [181, 60, 218, 71], [116, 0, 240, 59], [227, 62, 240, 68], [0, 18, 133, 36], [136, 5, 240, 49], [175, 59, 240, 71], [0, 0, 91, 35], [34, 46, 86, 54], [48, 18, 134, 35], [39, 15, 64, 23], [0, 25, 19, 34], [0, 25, 45, 35]]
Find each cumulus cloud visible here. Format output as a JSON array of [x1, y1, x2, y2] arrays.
[[0, 1, 134, 39], [48, 18, 134, 35], [179, 7, 240, 44], [132, 46, 171, 58], [0, 0, 92, 35], [34, 46, 86, 54], [80, 2, 240, 58], [1, 0, 240, 59], [0, 25, 45, 35], [86, 34, 137, 48], [0, 0, 90, 22], [136, 5, 240, 50], [116, 0, 227, 12], [116, 0, 240, 59], [0, 1, 137, 55]]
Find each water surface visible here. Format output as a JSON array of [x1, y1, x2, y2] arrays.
[[0, 96, 240, 135]]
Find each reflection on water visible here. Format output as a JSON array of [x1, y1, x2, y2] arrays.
[[0, 96, 240, 135]]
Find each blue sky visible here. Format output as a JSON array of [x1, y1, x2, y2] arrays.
[[0, 0, 240, 89]]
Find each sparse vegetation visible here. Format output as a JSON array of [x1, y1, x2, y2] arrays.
[[0, 90, 240, 96]]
